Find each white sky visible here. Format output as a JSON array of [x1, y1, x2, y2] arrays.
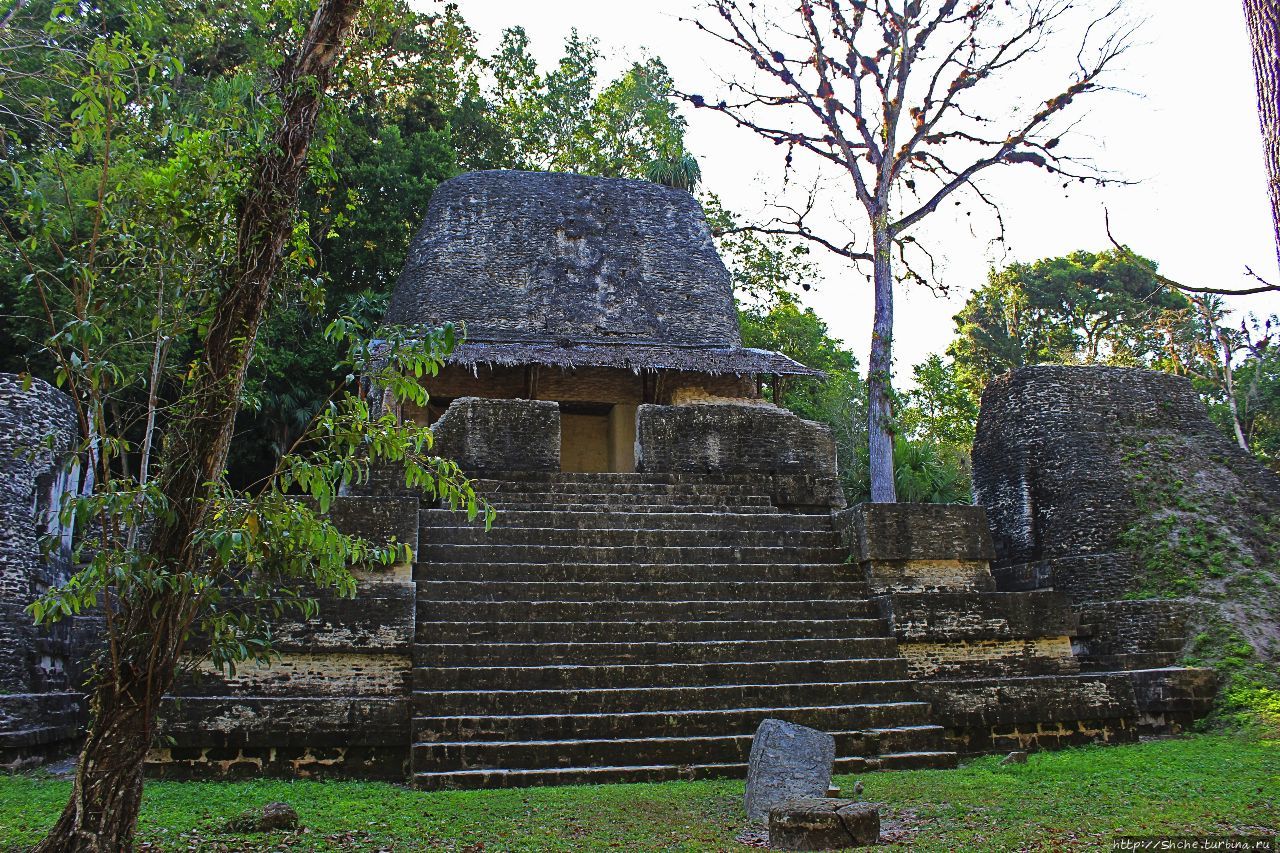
[[453, 0, 1280, 381]]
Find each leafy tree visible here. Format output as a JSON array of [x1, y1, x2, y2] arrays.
[[949, 249, 1190, 395], [1, 2, 489, 847], [484, 26, 687, 177], [900, 354, 978, 449]]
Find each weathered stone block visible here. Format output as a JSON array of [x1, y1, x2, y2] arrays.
[[769, 798, 880, 850], [914, 673, 1140, 753], [1127, 666, 1217, 734], [878, 591, 1078, 642], [324, 496, 420, 569], [849, 503, 995, 564], [744, 718, 835, 823], [637, 404, 835, 475], [635, 404, 843, 507], [430, 397, 560, 474]]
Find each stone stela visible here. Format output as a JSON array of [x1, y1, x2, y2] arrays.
[[0, 171, 1222, 785]]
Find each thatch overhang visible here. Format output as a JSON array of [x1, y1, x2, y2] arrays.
[[443, 341, 823, 377]]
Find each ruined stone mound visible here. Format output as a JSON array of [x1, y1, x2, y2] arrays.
[[973, 365, 1280, 676], [383, 170, 740, 346]]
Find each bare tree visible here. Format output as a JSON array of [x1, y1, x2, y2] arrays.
[[683, 0, 1134, 501], [1244, 0, 1280, 270]]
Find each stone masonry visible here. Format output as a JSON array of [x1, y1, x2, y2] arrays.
[[838, 502, 1148, 754], [972, 366, 1228, 734], [0, 374, 87, 768]]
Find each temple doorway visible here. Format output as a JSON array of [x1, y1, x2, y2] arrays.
[[560, 403, 636, 473]]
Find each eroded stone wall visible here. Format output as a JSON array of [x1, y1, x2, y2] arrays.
[[0, 374, 80, 692], [150, 496, 419, 779], [636, 403, 843, 508], [841, 503, 1146, 754], [430, 397, 561, 475]]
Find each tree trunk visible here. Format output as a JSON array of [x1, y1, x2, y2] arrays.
[[1218, 328, 1250, 450], [35, 678, 162, 851], [1245, 0, 1280, 269], [35, 2, 364, 849], [867, 222, 897, 503]]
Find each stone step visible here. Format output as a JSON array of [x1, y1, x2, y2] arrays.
[[414, 598, 881, 623], [415, 618, 892, 644], [413, 637, 899, 667], [418, 544, 848, 564], [412, 679, 924, 715], [413, 702, 934, 742], [485, 501, 782, 514], [1079, 651, 1182, 671], [410, 751, 958, 790], [421, 527, 839, 548], [418, 562, 857, 583], [472, 480, 774, 496], [414, 580, 872, 603], [472, 472, 780, 485], [423, 509, 831, 532], [413, 657, 910, 691], [410, 726, 949, 773]]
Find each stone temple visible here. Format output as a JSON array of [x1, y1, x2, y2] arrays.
[[0, 171, 1221, 785]]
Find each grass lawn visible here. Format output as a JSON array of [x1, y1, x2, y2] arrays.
[[2, 734, 1276, 851]]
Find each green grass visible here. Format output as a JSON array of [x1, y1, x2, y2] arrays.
[[2, 734, 1277, 851]]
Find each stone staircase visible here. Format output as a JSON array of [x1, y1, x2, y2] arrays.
[[410, 472, 956, 789]]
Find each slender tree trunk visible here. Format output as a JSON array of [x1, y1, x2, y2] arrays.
[[1218, 328, 1250, 450], [867, 221, 897, 503], [35, 2, 364, 849], [1245, 0, 1280, 269]]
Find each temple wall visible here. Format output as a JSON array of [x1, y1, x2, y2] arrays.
[[0, 373, 89, 768], [635, 403, 844, 508], [840, 503, 1153, 754], [150, 496, 419, 780]]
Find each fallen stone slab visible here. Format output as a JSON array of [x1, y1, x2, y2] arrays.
[[769, 798, 880, 850], [745, 718, 836, 823]]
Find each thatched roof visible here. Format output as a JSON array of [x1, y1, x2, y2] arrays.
[[444, 341, 821, 377], [381, 170, 825, 379], [384, 171, 741, 348]]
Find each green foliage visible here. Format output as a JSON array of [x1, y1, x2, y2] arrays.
[[4, 0, 490, 681], [900, 354, 979, 449], [949, 249, 1190, 395], [890, 436, 971, 505], [483, 26, 686, 178], [2, 735, 1276, 850], [644, 152, 701, 191]]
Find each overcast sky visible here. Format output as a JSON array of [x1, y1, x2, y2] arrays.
[[453, 1, 1280, 381]]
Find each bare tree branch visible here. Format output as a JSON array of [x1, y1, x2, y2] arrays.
[[1104, 209, 1280, 296]]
